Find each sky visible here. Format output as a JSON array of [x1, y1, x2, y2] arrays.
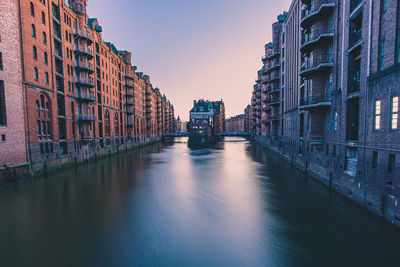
[[87, 0, 291, 121]]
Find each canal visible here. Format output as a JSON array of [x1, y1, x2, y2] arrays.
[[0, 137, 399, 266]]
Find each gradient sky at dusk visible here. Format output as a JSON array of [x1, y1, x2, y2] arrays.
[[87, 0, 291, 120]]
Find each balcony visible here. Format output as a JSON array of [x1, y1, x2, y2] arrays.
[[126, 108, 135, 115], [127, 121, 134, 127], [78, 114, 96, 122], [125, 73, 135, 80], [256, 94, 261, 99], [300, 54, 333, 76], [54, 30, 62, 41], [268, 74, 280, 83], [265, 62, 281, 74], [73, 29, 93, 44], [301, 0, 335, 29], [269, 116, 280, 121], [262, 119, 268, 124], [75, 76, 95, 88], [74, 61, 94, 73], [126, 89, 134, 97], [300, 25, 334, 53], [76, 91, 96, 102], [265, 51, 280, 60], [299, 93, 331, 109], [267, 98, 280, 105], [126, 97, 135, 106], [74, 45, 94, 59]]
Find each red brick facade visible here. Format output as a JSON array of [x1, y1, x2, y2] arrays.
[[0, 0, 175, 170], [0, 0, 27, 166]]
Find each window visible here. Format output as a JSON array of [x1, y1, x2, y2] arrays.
[[333, 145, 336, 157], [326, 112, 330, 131], [374, 100, 381, 130], [44, 52, 48, 65], [34, 67, 38, 81], [43, 32, 47, 44], [391, 96, 399, 129], [388, 154, 396, 173], [33, 46, 37, 60], [31, 24, 36, 38], [45, 72, 49, 84], [372, 151, 378, 169], [41, 12, 45, 24], [0, 81, 6, 125], [30, 2, 35, 17], [334, 111, 338, 131], [37, 121, 41, 136], [0, 52, 2, 70]]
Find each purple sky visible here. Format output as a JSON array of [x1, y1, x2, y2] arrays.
[[87, 0, 291, 120]]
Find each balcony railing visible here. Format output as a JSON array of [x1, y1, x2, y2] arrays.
[[269, 116, 280, 121], [267, 98, 280, 105], [74, 45, 94, 58], [76, 91, 96, 102], [300, 93, 331, 109], [78, 114, 96, 121], [301, 0, 335, 27], [74, 61, 94, 73], [54, 30, 62, 40], [75, 76, 95, 87], [73, 29, 93, 43], [301, 24, 334, 51], [300, 54, 333, 75]]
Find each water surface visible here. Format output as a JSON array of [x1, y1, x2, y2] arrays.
[[0, 137, 399, 266]]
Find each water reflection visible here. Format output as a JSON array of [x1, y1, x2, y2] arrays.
[[0, 137, 399, 267]]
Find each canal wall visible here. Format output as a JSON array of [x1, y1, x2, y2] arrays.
[[254, 135, 400, 228], [0, 136, 162, 184]]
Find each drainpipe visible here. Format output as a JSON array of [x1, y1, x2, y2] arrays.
[[362, 0, 373, 207], [17, 0, 33, 176]]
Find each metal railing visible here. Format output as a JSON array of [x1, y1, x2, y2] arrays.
[[76, 91, 96, 101], [74, 61, 94, 72], [300, 92, 331, 107], [75, 76, 95, 87], [301, 54, 333, 73], [78, 114, 96, 121], [301, 0, 335, 20], [301, 24, 334, 46], [73, 29, 93, 42]]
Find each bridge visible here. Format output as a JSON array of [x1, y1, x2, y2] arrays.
[[163, 131, 252, 138], [218, 131, 252, 137], [163, 132, 189, 138]]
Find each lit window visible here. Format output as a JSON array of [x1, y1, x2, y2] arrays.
[[374, 100, 381, 130], [391, 96, 398, 129]]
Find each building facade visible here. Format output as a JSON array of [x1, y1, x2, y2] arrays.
[[245, 0, 400, 226], [0, 0, 28, 168], [225, 115, 245, 132], [0, 0, 175, 176]]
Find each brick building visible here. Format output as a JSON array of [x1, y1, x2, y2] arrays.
[[225, 115, 245, 132], [0, 0, 28, 167], [245, 0, 400, 226], [0, 0, 175, 173]]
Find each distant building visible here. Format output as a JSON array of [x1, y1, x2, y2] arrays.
[[225, 115, 245, 132], [189, 100, 214, 136]]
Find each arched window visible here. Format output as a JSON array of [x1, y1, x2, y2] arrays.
[[43, 32, 46, 44], [44, 52, 48, 65], [34, 67, 38, 81], [30, 2, 35, 17], [33, 46, 37, 60], [40, 95, 45, 108], [31, 24, 36, 38], [105, 110, 110, 137], [41, 12, 45, 24], [114, 113, 119, 136], [45, 72, 49, 84]]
